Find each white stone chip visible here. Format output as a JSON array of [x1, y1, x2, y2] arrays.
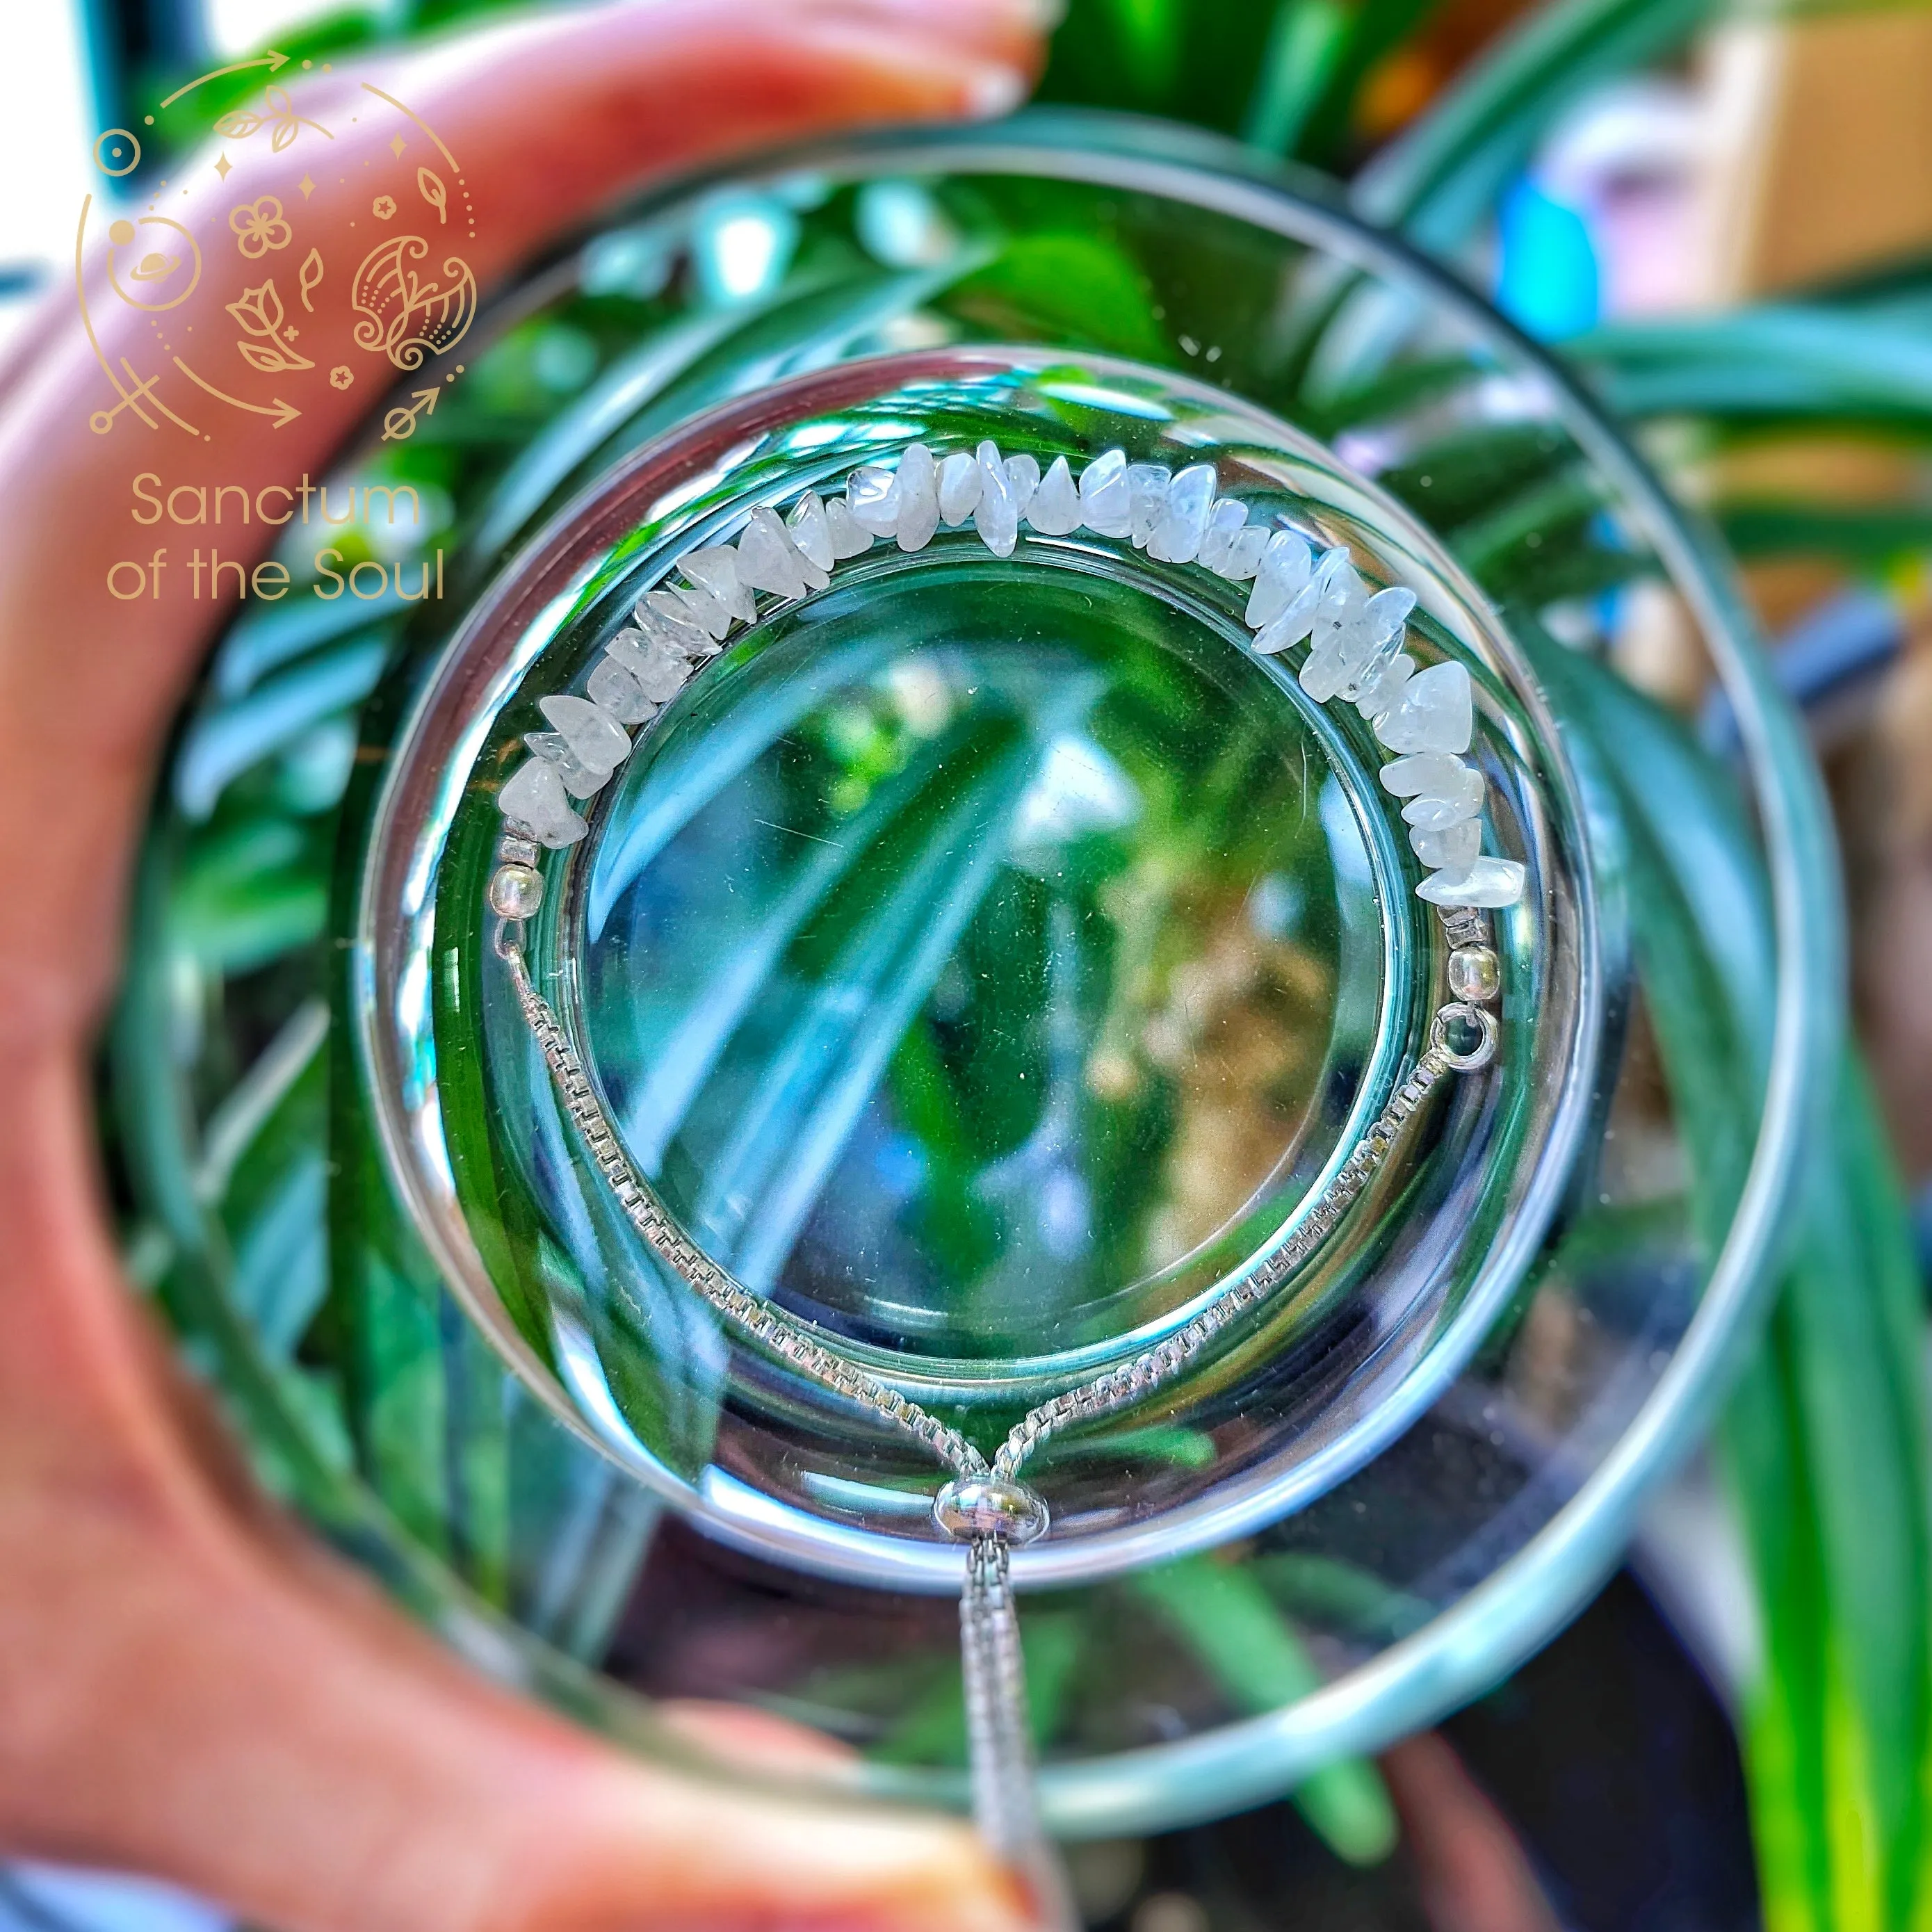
[[1245, 531, 1313, 627], [539, 694, 631, 774], [1379, 750, 1469, 798], [1005, 453, 1040, 523], [682, 544, 757, 622], [738, 505, 829, 596], [1353, 651, 1414, 722], [846, 466, 900, 538], [1126, 464, 1171, 548], [1078, 448, 1132, 536], [1251, 574, 1332, 656], [1418, 855, 1525, 907], [1148, 464, 1217, 563], [1365, 585, 1418, 640], [1299, 565, 1373, 701], [498, 756, 587, 847], [1409, 818, 1479, 875], [607, 629, 695, 701], [1198, 498, 1249, 575], [1374, 660, 1473, 756], [523, 730, 610, 797], [587, 657, 658, 726], [1223, 526, 1269, 580], [786, 494, 836, 573], [973, 441, 1021, 557], [631, 593, 709, 656], [670, 579, 733, 640], [1026, 456, 1081, 535], [939, 450, 982, 525], [824, 496, 875, 559], [895, 442, 941, 551]]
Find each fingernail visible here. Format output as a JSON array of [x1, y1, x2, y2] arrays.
[[964, 60, 1028, 116]]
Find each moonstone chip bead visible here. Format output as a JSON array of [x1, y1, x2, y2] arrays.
[[1409, 818, 1480, 875], [539, 694, 630, 773], [1005, 453, 1040, 522], [1126, 464, 1171, 548], [1377, 752, 1465, 797], [498, 755, 587, 847], [632, 593, 709, 656], [938, 450, 981, 525], [1365, 585, 1418, 641], [1353, 651, 1414, 722], [607, 630, 695, 702], [823, 496, 874, 559], [1197, 498, 1250, 576], [1078, 448, 1132, 536], [523, 731, 606, 797], [895, 442, 941, 551], [1375, 660, 1473, 755], [681, 544, 756, 624], [846, 466, 900, 539], [785, 496, 836, 574], [1418, 855, 1526, 907], [974, 440, 1021, 557], [1404, 777, 1484, 828], [1245, 531, 1313, 628], [739, 505, 829, 596], [1148, 464, 1217, 563], [1299, 567, 1375, 701], [586, 656, 657, 726], [1026, 455, 1082, 535], [669, 578, 733, 641], [1252, 569, 1336, 656]]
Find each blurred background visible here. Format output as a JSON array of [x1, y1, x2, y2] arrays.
[[14, 0, 1932, 1926]]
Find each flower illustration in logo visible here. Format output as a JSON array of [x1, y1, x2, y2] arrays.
[[329, 365, 354, 390], [225, 278, 314, 374], [372, 194, 397, 221], [228, 196, 292, 259]]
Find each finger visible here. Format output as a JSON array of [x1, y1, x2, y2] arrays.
[[0, 0, 1044, 1049], [0, 1053, 1032, 1932]]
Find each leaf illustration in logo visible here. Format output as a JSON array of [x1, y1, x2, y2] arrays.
[[298, 246, 324, 313], [214, 86, 332, 152], [417, 166, 448, 225]]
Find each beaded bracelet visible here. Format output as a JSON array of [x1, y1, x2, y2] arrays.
[[489, 439, 1526, 920], [479, 439, 1520, 1891]]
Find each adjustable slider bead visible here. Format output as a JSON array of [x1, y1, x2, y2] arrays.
[[1448, 944, 1501, 1004], [934, 1475, 1049, 1545], [489, 863, 544, 920]]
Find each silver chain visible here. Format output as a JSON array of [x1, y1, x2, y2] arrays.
[[499, 930, 1483, 1891]]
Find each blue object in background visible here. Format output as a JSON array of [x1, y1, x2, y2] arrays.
[[1496, 177, 1601, 341]]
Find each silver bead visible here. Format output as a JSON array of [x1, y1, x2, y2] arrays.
[[489, 863, 544, 920], [1448, 944, 1501, 1003], [933, 1475, 1049, 1545]]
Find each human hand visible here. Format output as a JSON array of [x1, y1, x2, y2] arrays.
[[0, 6, 1046, 1929]]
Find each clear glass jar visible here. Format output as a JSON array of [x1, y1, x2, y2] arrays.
[[111, 112, 1837, 1835]]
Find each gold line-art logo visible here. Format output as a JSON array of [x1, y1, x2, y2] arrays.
[[81, 56, 482, 607]]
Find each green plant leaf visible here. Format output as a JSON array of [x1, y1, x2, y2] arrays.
[[1132, 1557, 1399, 1865], [1527, 628, 1931, 1932]]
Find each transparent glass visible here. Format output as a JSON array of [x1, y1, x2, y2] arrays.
[[110, 113, 1836, 1834]]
